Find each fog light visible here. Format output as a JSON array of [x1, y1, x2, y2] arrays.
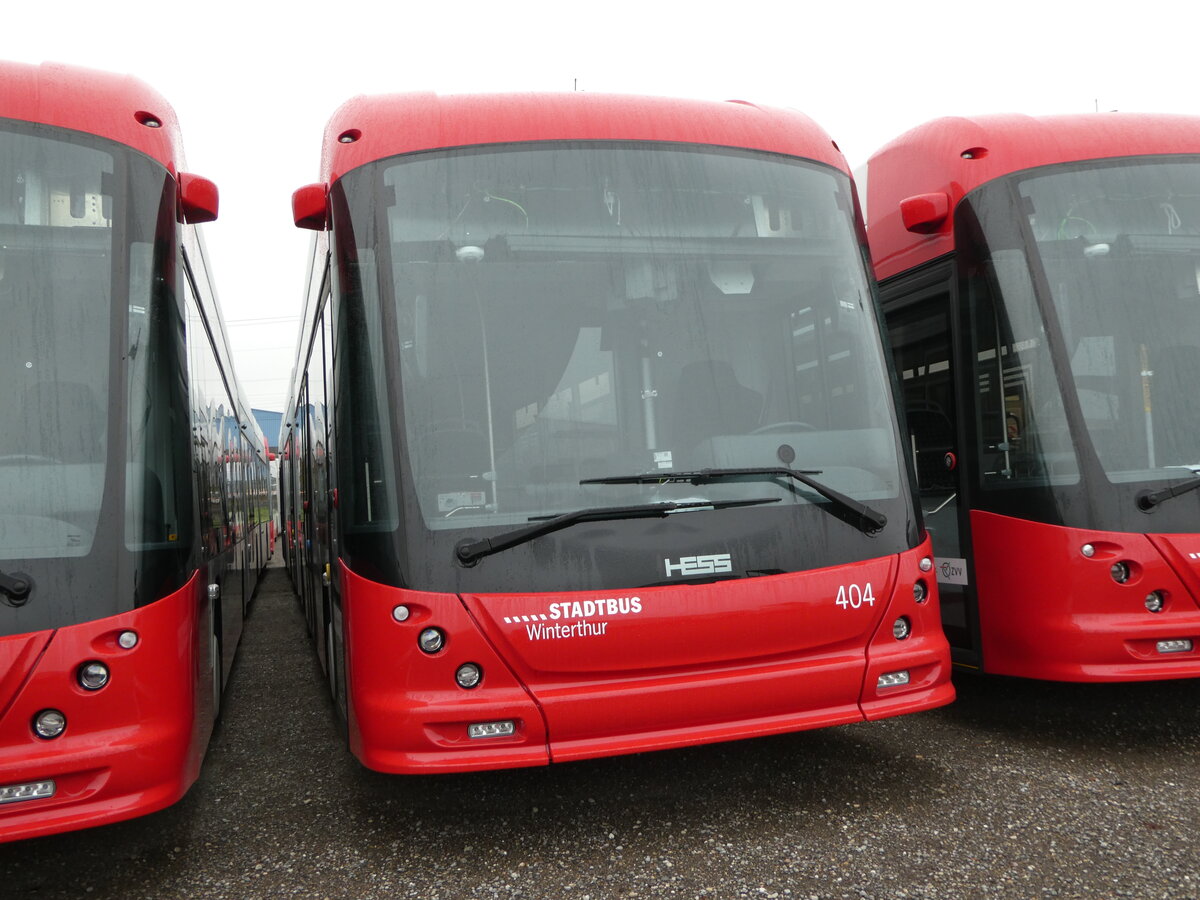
[[0, 780, 55, 805], [78, 661, 109, 691], [468, 720, 515, 739], [919, 557, 933, 572], [913, 580, 928, 604], [1110, 562, 1131, 584], [1145, 591, 1165, 613], [392, 605, 411, 623], [892, 617, 911, 640], [118, 630, 138, 649], [418, 628, 444, 654], [877, 670, 910, 688], [455, 663, 482, 689], [33, 709, 66, 740], [1157, 639, 1193, 654]]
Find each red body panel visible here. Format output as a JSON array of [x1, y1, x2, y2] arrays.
[[0, 60, 184, 170], [865, 113, 1200, 281], [971, 512, 1200, 681], [0, 573, 212, 843], [317, 92, 849, 185], [339, 540, 952, 774]]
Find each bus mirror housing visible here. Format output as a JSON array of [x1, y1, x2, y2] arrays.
[[900, 192, 950, 234], [293, 183, 329, 231], [178, 173, 219, 224]]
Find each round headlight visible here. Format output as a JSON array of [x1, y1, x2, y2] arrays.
[[892, 617, 912, 641], [33, 709, 66, 740], [1145, 591, 1165, 613], [913, 580, 928, 604], [1111, 562, 1131, 584], [455, 663, 483, 689], [418, 628, 445, 654], [78, 661, 110, 691]]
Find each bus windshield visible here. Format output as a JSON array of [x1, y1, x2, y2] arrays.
[[337, 143, 905, 533], [0, 128, 114, 561], [0, 122, 191, 635], [965, 158, 1200, 495]]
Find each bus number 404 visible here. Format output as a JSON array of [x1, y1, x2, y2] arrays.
[[835, 583, 875, 610]]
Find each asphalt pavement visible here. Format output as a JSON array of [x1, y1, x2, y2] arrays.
[[3, 560, 1198, 899]]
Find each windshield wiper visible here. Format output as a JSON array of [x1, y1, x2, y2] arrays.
[[0, 568, 32, 606], [1138, 476, 1200, 511], [581, 467, 888, 534], [454, 497, 780, 565]]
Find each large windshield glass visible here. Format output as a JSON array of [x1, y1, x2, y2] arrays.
[[959, 156, 1200, 532], [0, 121, 191, 636], [0, 130, 113, 557], [1020, 159, 1200, 480], [338, 144, 905, 536]]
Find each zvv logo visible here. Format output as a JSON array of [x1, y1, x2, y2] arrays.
[[664, 553, 733, 577]]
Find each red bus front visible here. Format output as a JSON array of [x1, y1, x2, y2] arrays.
[[282, 102, 954, 772], [0, 576, 217, 843], [339, 542, 946, 773], [870, 114, 1200, 680]]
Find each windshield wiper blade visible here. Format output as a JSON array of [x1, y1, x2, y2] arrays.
[[581, 467, 888, 534], [454, 497, 780, 565], [1138, 476, 1200, 511]]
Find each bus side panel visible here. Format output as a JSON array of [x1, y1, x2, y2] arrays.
[[971, 511, 1200, 681], [0, 572, 209, 843]]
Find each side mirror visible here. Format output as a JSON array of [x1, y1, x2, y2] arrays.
[[292, 183, 329, 231], [899, 192, 950, 234], [179, 173, 219, 224]]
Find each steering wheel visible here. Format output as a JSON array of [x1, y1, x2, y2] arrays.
[[750, 422, 816, 435], [0, 454, 62, 465]]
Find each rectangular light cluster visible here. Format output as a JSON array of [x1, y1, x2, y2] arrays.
[[468, 720, 515, 739], [1157, 639, 1194, 654], [0, 780, 55, 805], [877, 670, 911, 688]]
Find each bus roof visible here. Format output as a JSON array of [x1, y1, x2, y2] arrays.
[[0, 60, 184, 171], [865, 112, 1200, 281], [313, 92, 849, 184]]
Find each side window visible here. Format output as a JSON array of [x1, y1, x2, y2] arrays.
[[968, 251, 1079, 487]]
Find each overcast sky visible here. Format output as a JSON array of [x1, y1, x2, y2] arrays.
[[8, 1, 1197, 412]]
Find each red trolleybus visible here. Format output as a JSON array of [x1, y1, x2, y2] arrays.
[[865, 112, 1200, 681], [281, 92, 952, 774], [0, 62, 271, 841]]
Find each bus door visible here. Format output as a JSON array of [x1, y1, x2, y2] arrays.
[[884, 266, 980, 663]]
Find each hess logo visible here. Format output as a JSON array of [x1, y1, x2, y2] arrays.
[[664, 553, 733, 578]]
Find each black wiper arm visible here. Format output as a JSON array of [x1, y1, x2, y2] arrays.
[[454, 497, 780, 565], [582, 467, 888, 533], [0, 568, 33, 606], [1138, 476, 1200, 511]]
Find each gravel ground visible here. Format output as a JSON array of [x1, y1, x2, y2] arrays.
[[3, 560, 1198, 899]]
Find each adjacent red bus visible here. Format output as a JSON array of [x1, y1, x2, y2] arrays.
[[865, 112, 1200, 681], [281, 91, 952, 774], [0, 62, 271, 841]]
